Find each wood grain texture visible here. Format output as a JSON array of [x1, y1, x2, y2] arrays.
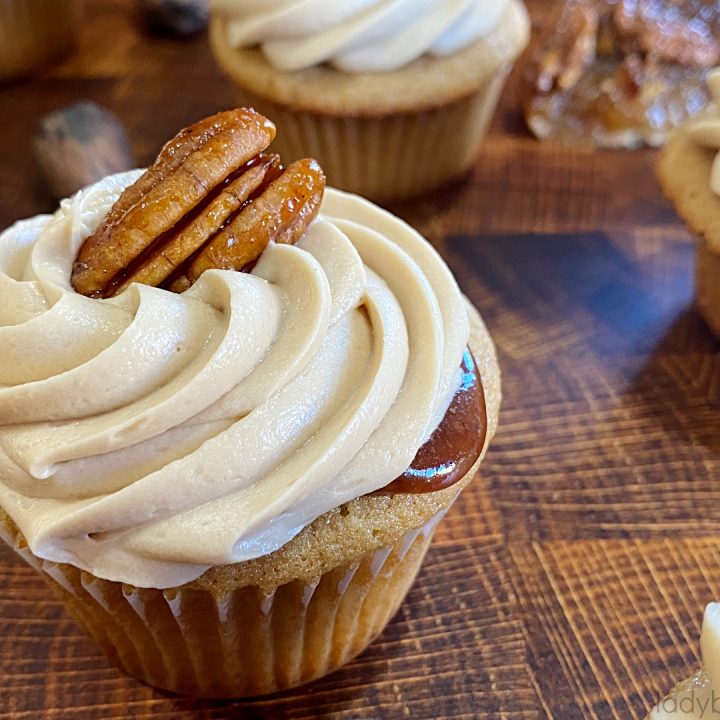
[[0, 0, 716, 718]]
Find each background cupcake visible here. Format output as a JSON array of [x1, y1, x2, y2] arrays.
[[208, 0, 530, 202], [0, 0, 82, 81]]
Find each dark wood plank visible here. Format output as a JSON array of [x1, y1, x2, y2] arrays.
[[0, 0, 714, 718], [444, 229, 720, 542]]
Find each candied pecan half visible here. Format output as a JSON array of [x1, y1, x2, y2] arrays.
[[71, 109, 326, 298], [167, 158, 325, 292]]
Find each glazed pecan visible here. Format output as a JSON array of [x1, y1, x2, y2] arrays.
[[168, 158, 325, 293], [71, 108, 326, 299]]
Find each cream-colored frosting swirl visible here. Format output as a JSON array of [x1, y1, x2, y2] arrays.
[[0, 172, 470, 589], [211, 0, 510, 72], [687, 68, 720, 196]]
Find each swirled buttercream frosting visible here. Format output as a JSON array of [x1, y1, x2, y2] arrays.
[[211, 0, 511, 72], [0, 172, 472, 588], [687, 68, 720, 196]]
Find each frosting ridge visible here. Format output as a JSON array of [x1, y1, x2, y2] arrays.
[[212, 0, 510, 72]]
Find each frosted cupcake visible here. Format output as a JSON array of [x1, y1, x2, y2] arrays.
[[0, 109, 501, 697], [0, 0, 82, 81], [208, 0, 530, 202], [658, 68, 720, 338]]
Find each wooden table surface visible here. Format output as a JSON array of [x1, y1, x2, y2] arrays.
[[0, 2, 716, 718]]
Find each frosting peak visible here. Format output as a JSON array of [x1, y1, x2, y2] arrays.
[[212, 0, 510, 72], [0, 173, 471, 588]]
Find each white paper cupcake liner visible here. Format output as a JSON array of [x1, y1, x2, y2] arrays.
[[1, 509, 446, 697]]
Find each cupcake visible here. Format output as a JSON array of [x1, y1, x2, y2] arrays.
[[0, 0, 82, 81], [208, 0, 530, 202], [0, 108, 501, 697], [658, 68, 720, 337]]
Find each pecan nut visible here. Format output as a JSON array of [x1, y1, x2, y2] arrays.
[[71, 108, 325, 299], [168, 157, 325, 292], [111, 153, 283, 296]]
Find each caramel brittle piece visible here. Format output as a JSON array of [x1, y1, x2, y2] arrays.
[[521, 0, 720, 148], [613, 0, 720, 68], [535, 2, 598, 94]]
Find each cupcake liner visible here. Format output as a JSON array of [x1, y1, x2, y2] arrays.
[[225, 67, 511, 203], [0, 0, 82, 81], [0, 508, 445, 698]]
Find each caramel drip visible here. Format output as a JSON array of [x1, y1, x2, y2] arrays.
[[375, 348, 487, 495]]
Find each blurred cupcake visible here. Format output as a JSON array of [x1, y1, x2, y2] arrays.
[[208, 0, 530, 202], [658, 68, 720, 337], [0, 109, 501, 697], [0, 0, 82, 81]]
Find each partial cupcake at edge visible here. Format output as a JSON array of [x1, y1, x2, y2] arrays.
[[658, 66, 720, 338], [651, 63, 720, 719], [208, 0, 530, 202], [0, 108, 501, 698]]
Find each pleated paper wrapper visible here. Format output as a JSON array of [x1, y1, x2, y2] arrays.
[[228, 69, 510, 203], [0, 509, 446, 698]]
